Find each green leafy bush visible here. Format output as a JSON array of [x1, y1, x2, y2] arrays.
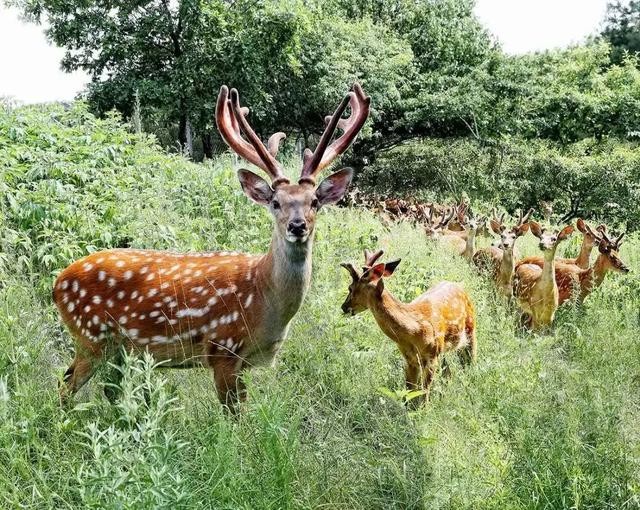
[[360, 137, 640, 229]]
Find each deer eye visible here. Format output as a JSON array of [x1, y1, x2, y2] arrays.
[[272, 200, 281, 210], [311, 198, 319, 209]]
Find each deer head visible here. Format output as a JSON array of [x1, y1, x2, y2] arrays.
[[529, 221, 574, 252], [597, 228, 629, 274], [216, 84, 370, 245], [340, 250, 401, 315], [491, 208, 532, 252]]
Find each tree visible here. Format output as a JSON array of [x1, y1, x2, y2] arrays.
[[601, 1, 640, 64]]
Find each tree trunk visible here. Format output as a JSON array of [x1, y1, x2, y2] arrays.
[[202, 132, 214, 159], [177, 113, 193, 158]]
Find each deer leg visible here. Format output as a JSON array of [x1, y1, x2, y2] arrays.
[[458, 318, 477, 367], [419, 357, 439, 405], [59, 353, 98, 406], [404, 360, 422, 409], [210, 356, 244, 414], [103, 346, 125, 403]]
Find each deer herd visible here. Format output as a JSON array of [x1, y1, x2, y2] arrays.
[[53, 84, 630, 411]]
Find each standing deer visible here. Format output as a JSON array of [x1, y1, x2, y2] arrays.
[[473, 209, 531, 297], [54, 84, 370, 408], [517, 218, 600, 270], [519, 226, 629, 305], [340, 250, 476, 407], [513, 222, 574, 330]]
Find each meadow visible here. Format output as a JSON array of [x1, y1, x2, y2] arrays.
[[1, 102, 639, 509]]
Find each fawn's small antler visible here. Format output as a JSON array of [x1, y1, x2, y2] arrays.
[[300, 83, 370, 185], [364, 249, 384, 268], [216, 86, 289, 186]]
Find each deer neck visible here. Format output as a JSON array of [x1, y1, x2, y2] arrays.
[[497, 249, 514, 289], [574, 239, 593, 269], [591, 254, 610, 288], [540, 248, 558, 291], [367, 289, 416, 343], [255, 231, 313, 323], [463, 230, 476, 259]]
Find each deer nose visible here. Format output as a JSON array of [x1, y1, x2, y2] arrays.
[[341, 302, 351, 314], [288, 219, 307, 236]]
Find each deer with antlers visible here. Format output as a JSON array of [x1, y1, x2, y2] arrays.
[[473, 209, 531, 297], [513, 222, 574, 330], [54, 84, 370, 409], [340, 250, 476, 407], [517, 218, 600, 271], [517, 225, 629, 305]]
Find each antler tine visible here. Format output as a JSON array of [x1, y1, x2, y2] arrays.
[[615, 232, 625, 247], [216, 86, 266, 171], [267, 133, 286, 157], [300, 83, 371, 184], [229, 88, 288, 185], [518, 207, 534, 227], [598, 225, 613, 244], [364, 249, 384, 267]]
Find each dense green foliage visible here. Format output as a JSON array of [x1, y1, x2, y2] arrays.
[[601, 0, 640, 64], [360, 136, 640, 229], [2, 100, 640, 509]]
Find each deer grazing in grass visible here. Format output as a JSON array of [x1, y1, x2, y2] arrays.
[[517, 225, 629, 305], [340, 250, 476, 407], [513, 222, 574, 330], [54, 83, 370, 408], [473, 208, 531, 297]]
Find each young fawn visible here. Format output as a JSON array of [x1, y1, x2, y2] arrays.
[[521, 226, 629, 305], [513, 222, 574, 330], [340, 250, 476, 407], [473, 209, 531, 297], [54, 84, 370, 408]]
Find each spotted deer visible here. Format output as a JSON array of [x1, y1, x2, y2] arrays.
[[513, 222, 574, 330], [473, 208, 531, 297], [54, 83, 370, 408], [340, 250, 476, 407], [518, 226, 629, 305], [517, 218, 600, 270]]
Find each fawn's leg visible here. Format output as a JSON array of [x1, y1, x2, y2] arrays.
[[59, 352, 98, 405], [419, 356, 439, 405], [458, 318, 477, 367], [210, 355, 244, 414]]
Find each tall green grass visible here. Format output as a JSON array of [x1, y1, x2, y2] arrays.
[[0, 103, 639, 508]]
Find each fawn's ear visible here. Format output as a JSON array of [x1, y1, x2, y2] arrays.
[[515, 223, 530, 237], [315, 168, 354, 206], [368, 263, 386, 282], [558, 225, 575, 241], [384, 259, 401, 276], [529, 221, 544, 239], [238, 169, 274, 206]]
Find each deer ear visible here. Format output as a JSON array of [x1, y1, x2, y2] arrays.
[[238, 169, 274, 206], [384, 259, 401, 276], [366, 262, 386, 282], [576, 218, 586, 233], [558, 225, 575, 241], [515, 223, 530, 237], [529, 221, 543, 239], [316, 168, 353, 206], [490, 220, 504, 234]]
